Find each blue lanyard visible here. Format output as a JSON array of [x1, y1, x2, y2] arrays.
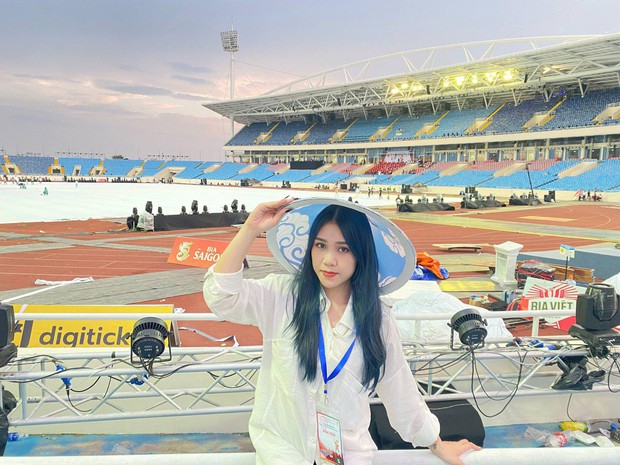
[[318, 315, 356, 399]]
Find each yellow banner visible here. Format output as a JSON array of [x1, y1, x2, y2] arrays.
[[14, 304, 176, 349]]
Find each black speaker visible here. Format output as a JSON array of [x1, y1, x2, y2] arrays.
[[0, 306, 15, 347], [369, 382, 485, 449], [576, 284, 620, 331]]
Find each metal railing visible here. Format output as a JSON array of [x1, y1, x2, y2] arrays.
[[2, 309, 618, 432]]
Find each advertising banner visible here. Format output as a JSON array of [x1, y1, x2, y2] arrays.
[[167, 237, 230, 269], [14, 304, 176, 349], [518, 277, 579, 329]]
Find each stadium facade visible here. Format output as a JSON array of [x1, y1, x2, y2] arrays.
[[202, 33, 620, 200]]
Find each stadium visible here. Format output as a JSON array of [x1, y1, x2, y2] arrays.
[[4, 35, 620, 200], [1, 32, 620, 464]]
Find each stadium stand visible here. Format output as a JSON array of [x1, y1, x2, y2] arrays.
[[433, 106, 499, 138], [229, 164, 276, 182], [484, 96, 560, 134], [198, 162, 246, 180], [139, 160, 166, 177], [342, 116, 398, 142], [174, 161, 218, 179], [544, 158, 620, 191], [102, 158, 141, 177], [224, 122, 279, 146], [427, 170, 495, 187], [266, 121, 310, 145], [59, 157, 101, 176], [268, 169, 313, 183], [537, 88, 620, 131], [11, 156, 54, 175], [382, 113, 439, 141]]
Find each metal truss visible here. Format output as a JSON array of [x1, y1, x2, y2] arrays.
[[2, 337, 618, 430], [1, 346, 262, 428], [3, 309, 618, 430], [403, 339, 620, 403]]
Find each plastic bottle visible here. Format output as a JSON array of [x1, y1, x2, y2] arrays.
[[7, 432, 29, 441], [559, 420, 589, 432]]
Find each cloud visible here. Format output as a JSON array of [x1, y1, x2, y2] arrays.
[[117, 63, 148, 74], [57, 102, 140, 116], [171, 74, 209, 85], [102, 84, 173, 96], [12, 72, 59, 81], [169, 62, 211, 74], [173, 92, 210, 101]]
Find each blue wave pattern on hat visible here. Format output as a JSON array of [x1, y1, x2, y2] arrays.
[[276, 210, 311, 269], [272, 201, 412, 293]]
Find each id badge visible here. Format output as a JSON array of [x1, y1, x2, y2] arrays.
[[317, 410, 344, 465]]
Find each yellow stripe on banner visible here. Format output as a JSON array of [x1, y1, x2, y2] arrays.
[[438, 280, 499, 292], [14, 304, 175, 349]]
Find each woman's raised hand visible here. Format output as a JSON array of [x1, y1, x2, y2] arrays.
[[244, 197, 295, 233]]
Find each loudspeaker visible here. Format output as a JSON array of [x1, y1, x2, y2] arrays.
[[0, 306, 15, 347]]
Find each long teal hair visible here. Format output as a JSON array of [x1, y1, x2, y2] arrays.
[[289, 205, 386, 391]]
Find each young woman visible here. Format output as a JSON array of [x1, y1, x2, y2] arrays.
[[203, 197, 480, 465]]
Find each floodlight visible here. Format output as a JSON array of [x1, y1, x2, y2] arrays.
[[448, 308, 488, 349], [220, 30, 239, 52], [130, 317, 170, 364]]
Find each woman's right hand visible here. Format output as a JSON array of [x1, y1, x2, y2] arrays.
[[214, 197, 295, 274], [244, 197, 295, 234]]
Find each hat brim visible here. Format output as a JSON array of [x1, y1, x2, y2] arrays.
[[266, 197, 416, 294]]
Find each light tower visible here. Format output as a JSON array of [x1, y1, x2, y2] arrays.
[[220, 28, 239, 138]]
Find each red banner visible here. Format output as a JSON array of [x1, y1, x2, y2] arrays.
[[167, 237, 230, 269]]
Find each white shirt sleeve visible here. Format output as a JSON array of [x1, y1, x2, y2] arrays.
[[203, 265, 293, 336], [375, 309, 440, 447]]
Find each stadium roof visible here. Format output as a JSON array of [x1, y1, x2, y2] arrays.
[[203, 33, 620, 125]]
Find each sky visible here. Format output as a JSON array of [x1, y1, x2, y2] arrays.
[[1, 0, 618, 162]]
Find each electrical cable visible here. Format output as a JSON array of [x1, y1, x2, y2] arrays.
[[606, 352, 620, 393], [565, 393, 575, 421], [469, 346, 525, 418]]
